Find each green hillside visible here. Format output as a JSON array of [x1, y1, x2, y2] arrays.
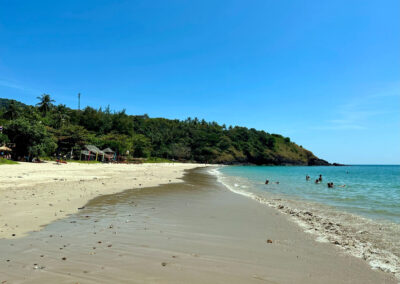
[[0, 97, 330, 165]]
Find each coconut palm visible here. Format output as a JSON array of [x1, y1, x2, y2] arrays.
[[36, 94, 55, 115]]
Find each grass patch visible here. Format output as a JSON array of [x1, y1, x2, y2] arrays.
[[66, 160, 102, 164], [143, 157, 175, 163], [0, 158, 18, 165]]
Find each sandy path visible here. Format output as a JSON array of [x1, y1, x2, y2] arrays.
[[0, 162, 205, 239]]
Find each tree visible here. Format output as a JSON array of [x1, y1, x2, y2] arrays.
[[131, 134, 151, 158], [36, 94, 55, 115], [54, 124, 89, 154], [0, 133, 9, 145], [53, 104, 70, 128], [3, 100, 21, 120], [4, 118, 57, 159]]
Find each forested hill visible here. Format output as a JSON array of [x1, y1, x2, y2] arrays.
[[0, 97, 330, 165]]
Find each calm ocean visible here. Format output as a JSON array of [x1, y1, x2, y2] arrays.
[[211, 165, 400, 279]]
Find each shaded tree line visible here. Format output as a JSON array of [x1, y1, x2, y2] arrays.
[[0, 96, 328, 165]]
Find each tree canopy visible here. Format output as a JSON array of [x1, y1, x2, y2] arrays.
[[0, 97, 329, 165]]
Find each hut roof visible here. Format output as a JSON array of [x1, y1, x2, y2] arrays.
[[0, 145, 12, 151], [81, 150, 95, 156], [102, 147, 114, 153], [84, 145, 104, 155]]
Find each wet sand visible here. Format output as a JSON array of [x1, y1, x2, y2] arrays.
[[0, 162, 205, 238], [0, 168, 396, 283]]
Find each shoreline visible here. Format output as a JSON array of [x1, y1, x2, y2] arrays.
[[211, 167, 400, 281], [0, 167, 396, 283], [0, 162, 207, 239]]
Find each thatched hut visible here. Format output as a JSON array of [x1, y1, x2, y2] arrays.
[[0, 145, 12, 159], [80, 145, 105, 161], [102, 147, 115, 162]]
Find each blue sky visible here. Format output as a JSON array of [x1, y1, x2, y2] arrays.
[[0, 0, 399, 164]]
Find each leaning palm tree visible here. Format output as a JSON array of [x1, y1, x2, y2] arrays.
[[36, 94, 55, 115]]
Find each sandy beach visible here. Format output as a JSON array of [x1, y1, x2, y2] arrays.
[[0, 165, 396, 283], [0, 162, 205, 239]]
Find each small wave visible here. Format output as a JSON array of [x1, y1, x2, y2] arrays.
[[208, 167, 400, 281]]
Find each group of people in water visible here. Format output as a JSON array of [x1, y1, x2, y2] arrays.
[[307, 174, 345, 188], [265, 180, 279, 185], [265, 174, 345, 188]]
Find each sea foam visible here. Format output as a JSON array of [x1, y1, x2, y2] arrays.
[[209, 167, 400, 281]]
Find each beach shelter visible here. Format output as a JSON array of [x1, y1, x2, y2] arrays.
[[0, 144, 12, 158], [80, 145, 105, 161], [0, 145, 12, 152], [102, 147, 115, 161]]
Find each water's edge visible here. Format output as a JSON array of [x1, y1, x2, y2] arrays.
[[209, 167, 400, 281]]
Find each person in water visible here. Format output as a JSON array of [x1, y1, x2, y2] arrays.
[[315, 179, 320, 184], [327, 182, 334, 188], [265, 179, 269, 185], [306, 175, 310, 181], [275, 181, 280, 184], [318, 174, 323, 182]]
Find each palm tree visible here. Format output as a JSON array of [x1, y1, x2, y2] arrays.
[[36, 94, 55, 115]]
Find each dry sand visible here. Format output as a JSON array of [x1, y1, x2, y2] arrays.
[[0, 165, 396, 283], [0, 162, 205, 239]]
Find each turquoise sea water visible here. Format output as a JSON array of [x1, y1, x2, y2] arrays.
[[219, 165, 400, 223], [214, 165, 400, 278]]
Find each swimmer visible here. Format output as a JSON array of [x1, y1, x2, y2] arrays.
[[327, 182, 334, 188], [265, 179, 269, 185], [318, 174, 323, 182], [315, 179, 320, 184], [306, 175, 310, 181], [275, 181, 280, 184], [339, 184, 346, 188]]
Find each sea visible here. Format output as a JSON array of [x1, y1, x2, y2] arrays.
[[210, 165, 400, 279]]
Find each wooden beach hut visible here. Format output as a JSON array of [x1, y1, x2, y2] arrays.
[[80, 145, 105, 161], [102, 147, 115, 162]]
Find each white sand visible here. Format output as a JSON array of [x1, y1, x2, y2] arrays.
[[0, 162, 205, 239]]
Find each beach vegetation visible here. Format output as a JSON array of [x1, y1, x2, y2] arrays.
[[0, 97, 329, 165], [0, 158, 18, 165]]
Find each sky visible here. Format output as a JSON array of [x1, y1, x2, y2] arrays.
[[0, 0, 399, 164]]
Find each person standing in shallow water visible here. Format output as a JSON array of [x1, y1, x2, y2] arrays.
[[318, 174, 323, 182], [265, 180, 269, 185], [306, 175, 310, 181]]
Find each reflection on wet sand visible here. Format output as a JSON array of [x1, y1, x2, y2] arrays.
[[0, 169, 396, 283]]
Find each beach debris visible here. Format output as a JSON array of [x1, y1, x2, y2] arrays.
[[33, 263, 45, 270], [61, 257, 67, 261], [266, 239, 273, 244], [109, 225, 113, 229], [40, 255, 44, 257], [78, 206, 85, 210], [11, 234, 15, 237], [107, 244, 112, 248], [161, 262, 167, 267], [97, 241, 102, 244]]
